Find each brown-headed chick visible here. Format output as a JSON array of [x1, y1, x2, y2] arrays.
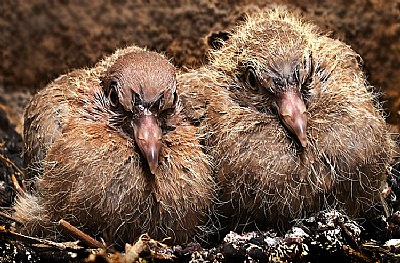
[[14, 45, 215, 247]]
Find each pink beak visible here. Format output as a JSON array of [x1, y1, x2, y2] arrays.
[[276, 89, 308, 147], [133, 112, 162, 174]]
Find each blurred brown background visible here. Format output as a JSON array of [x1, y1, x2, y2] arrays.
[[1, 0, 399, 127]]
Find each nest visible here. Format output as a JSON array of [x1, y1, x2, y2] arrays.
[[1, 102, 400, 262]]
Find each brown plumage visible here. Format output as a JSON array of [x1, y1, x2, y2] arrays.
[[178, 8, 395, 231], [14, 46, 215, 246]]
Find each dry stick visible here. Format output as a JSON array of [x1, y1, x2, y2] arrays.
[[0, 153, 25, 179], [58, 219, 105, 249], [337, 218, 360, 251], [7, 231, 68, 250], [342, 245, 375, 263], [362, 242, 400, 258], [11, 174, 24, 194], [0, 153, 26, 192], [0, 210, 23, 224]]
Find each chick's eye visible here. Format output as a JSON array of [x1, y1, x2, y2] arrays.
[[245, 67, 258, 90], [293, 66, 300, 82], [108, 81, 119, 107], [172, 91, 178, 106]]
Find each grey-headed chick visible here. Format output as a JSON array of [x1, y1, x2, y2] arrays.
[[178, 7, 395, 231]]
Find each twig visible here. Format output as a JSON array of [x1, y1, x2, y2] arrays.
[[362, 242, 400, 259], [337, 217, 360, 251], [0, 153, 25, 179], [58, 219, 105, 249], [343, 244, 375, 263], [0, 210, 23, 224], [5, 230, 68, 250], [11, 174, 24, 194]]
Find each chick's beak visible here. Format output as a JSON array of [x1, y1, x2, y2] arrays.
[[276, 88, 308, 147], [133, 112, 162, 174]]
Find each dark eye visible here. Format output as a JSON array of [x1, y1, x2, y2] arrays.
[[154, 100, 162, 111], [132, 92, 141, 107], [172, 91, 178, 106], [293, 66, 300, 82], [245, 67, 258, 90], [108, 81, 119, 107]]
